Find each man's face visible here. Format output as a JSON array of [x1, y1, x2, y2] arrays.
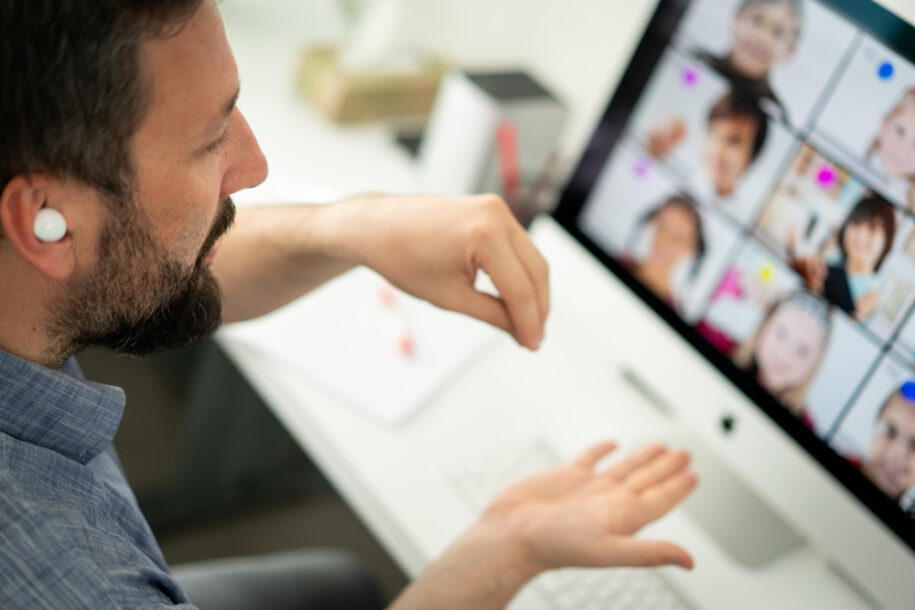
[[53, 0, 267, 356], [703, 116, 758, 196], [131, 0, 266, 274], [868, 394, 915, 500]]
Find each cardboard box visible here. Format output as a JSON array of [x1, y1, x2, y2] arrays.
[[296, 46, 447, 123]]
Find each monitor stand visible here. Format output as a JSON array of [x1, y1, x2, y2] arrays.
[[619, 365, 804, 568], [619, 366, 882, 608], [678, 437, 803, 567]]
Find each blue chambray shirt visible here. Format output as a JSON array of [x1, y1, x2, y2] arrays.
[[0, 348, 195, 608]]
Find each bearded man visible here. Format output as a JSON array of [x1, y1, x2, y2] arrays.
[[0, 2, 697, 608]]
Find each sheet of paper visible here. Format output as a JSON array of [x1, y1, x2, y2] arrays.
[[220, 267, 499, 426]]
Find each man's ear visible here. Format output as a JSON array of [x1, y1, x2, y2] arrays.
[[0, 175, 77, 280]]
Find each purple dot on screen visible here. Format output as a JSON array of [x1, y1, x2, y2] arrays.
[[633, 159, 651, 179], [901, 381, 915, 402], [682, 68, 699, 87], [878, 61, 895, 81], [816, 164, 837, 189]]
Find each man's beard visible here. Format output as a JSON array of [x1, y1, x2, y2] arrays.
[[49, 196, 236, 360]]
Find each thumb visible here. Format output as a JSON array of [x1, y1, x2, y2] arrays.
[[600, 537, 694, 570]]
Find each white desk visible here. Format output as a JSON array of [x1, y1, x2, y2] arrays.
[[217, 218, 877, 609], [216, 2, 913, 608]]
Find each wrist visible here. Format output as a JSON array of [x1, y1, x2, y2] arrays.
[[315, 193, 388, 268], [472, 506, 546, 582], [390, 513, 543, 610]]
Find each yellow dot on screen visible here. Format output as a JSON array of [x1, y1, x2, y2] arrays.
[[759, 264, 775, 284]]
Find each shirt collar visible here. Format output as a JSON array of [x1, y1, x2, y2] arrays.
[[0, 348, 125, 464]]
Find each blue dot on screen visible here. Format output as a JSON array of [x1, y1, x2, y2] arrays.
[[878, 61, 895, 80], [901, 381, 915, 402]]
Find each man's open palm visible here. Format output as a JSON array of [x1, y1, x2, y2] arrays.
[[487, 442, 698, 572]]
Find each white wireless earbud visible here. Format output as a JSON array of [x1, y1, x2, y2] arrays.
[[34, 208, 68, 242]]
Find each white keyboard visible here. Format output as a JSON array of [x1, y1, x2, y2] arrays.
[[449, 440, 693, 610]]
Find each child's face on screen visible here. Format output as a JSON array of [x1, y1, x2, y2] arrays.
[[649, 205, 698, 267], [731, 1, 798, 79], [868, 394, 915, 499], [755, 305, 824, 393], [703, 116, 758, 196], [843, 220, 887, 274], [878, 102, 915, 179]]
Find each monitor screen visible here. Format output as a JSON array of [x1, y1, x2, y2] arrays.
[[555, 0, 915, 550]]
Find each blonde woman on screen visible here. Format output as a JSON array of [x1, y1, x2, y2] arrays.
[[867, 88, 915, 211], [733, 291, 831, 423]]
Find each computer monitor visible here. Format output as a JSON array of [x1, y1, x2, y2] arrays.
[[552, 0, 915, 606]]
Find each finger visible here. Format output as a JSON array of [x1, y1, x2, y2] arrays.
[[625, 450, 691, 493], [601, 537, 694, 570], [640, 471, 699, 523], [814, 258, 826, 279], [451, 288, 513, 334], [786, 228, 798, 257], [477, 238, 543, 349], [602, 444, 667, 481], [573, 441, 618, 470], [509, 227, 551, 329]]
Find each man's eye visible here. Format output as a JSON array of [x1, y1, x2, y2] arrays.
[[205, 128, 230, 154]]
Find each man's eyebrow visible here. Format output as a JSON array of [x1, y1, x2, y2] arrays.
[[202, 84, 241, 138]]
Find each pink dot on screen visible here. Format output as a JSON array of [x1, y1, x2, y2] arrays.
[[682, 68, 699, 87], [633, 159, 651, 179], [816, 164, 838, 189]]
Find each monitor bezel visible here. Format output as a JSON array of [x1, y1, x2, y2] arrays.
[[552, 0, 915, 551]]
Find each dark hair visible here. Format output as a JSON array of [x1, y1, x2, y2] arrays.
[[636, 194, 707, 279], [0, 1, 203, 205], [737, 0, 805, 40], [707, 91, 770, 164], [838, 195, 896, 272]]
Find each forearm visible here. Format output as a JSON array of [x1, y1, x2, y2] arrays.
[[211, 199, 369, 323], [389, 517, 540, 610]]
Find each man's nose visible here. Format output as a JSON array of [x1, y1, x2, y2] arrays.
[[223, 110, 269, 197]]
